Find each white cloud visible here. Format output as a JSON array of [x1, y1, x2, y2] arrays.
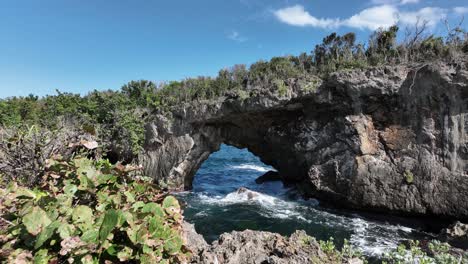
[[274, 4, 448, 31], [371, 0, 419, 5], [400, 0, 419, 4], [398, 7, 447, 27], [344, 5, 398, 30], [227, 31, 247, 42], [453, 6, 468, 15], [273, 5, 340, 28]]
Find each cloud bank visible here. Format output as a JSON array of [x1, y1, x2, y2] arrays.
[[274, 3, 451, 31]]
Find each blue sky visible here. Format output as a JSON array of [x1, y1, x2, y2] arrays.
[[0, 0, 466, 98]]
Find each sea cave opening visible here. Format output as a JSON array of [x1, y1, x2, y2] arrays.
[[176, 144, 433, 258]]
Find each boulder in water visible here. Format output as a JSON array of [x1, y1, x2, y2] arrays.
[[236, 187, 259, 200], [255, 170, 282, 184]]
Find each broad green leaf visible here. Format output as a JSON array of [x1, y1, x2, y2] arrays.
[[124, 191, 135, 203], [23, 207, 51, 236], [58, 224, 76, 239], [72, 205, 93, 223], [131, 201, 145, 211], [106, 244, 118, 256], [99, 209, 119, 242], [126, 225, 140, 244], [77, 174, 94, 190], [33, 249, 51, 264], [81, 229, 99, 243], [63, 183, 78, 196], [164, 235, 183, 255], [148, 216, 164, 234], [72, 205, 93, 231], [35, 221, 60, 249], [95, 174, 116, 186], [162, 196, 180, 209], [141, 203, 164, 217], [15, 187, 37, 199]]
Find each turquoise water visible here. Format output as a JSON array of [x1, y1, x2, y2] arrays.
[[177, 144, 435, 257]]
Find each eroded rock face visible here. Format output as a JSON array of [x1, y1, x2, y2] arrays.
[[183, 223, 362, 264], [143, 61, 468, 219]]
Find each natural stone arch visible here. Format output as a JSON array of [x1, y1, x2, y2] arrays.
[[142, 63, 468, 220]]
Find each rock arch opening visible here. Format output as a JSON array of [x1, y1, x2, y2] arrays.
[[191, 144, 277, 195]]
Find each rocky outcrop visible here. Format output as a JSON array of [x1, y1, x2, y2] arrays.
[[255, 171, 282, 184], [182, 223, 363, 264], [439, 222, 468, 249], [142, 60, 468, 219]]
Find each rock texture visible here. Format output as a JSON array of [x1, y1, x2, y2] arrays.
[[182, 223, 362, 264], [255, 171, 282, 184], [142, 61, 468, 219], [439, 221, 468, 249]]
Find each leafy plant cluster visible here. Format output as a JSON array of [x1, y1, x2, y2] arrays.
[[317, 237, 367, 263], [0, 154, 189, 263], [383, 240, 468, 264]]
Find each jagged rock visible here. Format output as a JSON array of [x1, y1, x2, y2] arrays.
[[183, 225, 358, 264], [440, 222, 468, 249], [255, 171, 282, 184], [143, 61, 468, 219]]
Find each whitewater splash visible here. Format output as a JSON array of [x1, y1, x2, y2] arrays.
[[181, 145, 433, 259], [230, 164, 272, 172], [187, 187, 422, 257]]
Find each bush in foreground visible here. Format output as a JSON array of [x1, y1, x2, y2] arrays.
[[0, 155, 188, 263]]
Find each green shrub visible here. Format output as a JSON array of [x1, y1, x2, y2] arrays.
[[0, 155, 189, 263], [404, 170, 414, 184], [383, 240, 467, 264], [236, 89, 250, 100], [274, 79, 288, 97]]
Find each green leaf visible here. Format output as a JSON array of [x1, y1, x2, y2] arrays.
[[72, 205, 93, 231], [15, 187, 37, 199], [141, 203, 164, 217], [131, 201, 145, 211], [106, 244, 118, 256], [72, 205, 93, 223], [162, 196, 179, 209], [35, 221, 60, 249], [23, 207, 51, 236], [58, 224, 76, 239], [164, 235, 183, 255], [63, 183, 78, 196], [81, 229, 99, 243], [99, 209, 119, 242], [95, 174, 116, 186], [124, 191, 135, 203], [148, 216, 164, 234], [33, 249, 51, 264], [126, 225, 140, 244]]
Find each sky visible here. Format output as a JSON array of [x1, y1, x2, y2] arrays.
[[0, 0, 466, 98]]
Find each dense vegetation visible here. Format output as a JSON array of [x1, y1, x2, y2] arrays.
[[0, 148, 188, 263]]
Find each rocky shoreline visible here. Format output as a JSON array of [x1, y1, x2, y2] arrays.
[[182, 222, 364, 264]]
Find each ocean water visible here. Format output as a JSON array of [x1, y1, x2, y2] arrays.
[[176, 144, 435, 258]]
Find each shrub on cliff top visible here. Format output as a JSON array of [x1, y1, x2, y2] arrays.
[[0, 154, 189, 263]]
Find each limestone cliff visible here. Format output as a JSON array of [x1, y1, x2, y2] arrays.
[[142, 60, 468, 219]]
